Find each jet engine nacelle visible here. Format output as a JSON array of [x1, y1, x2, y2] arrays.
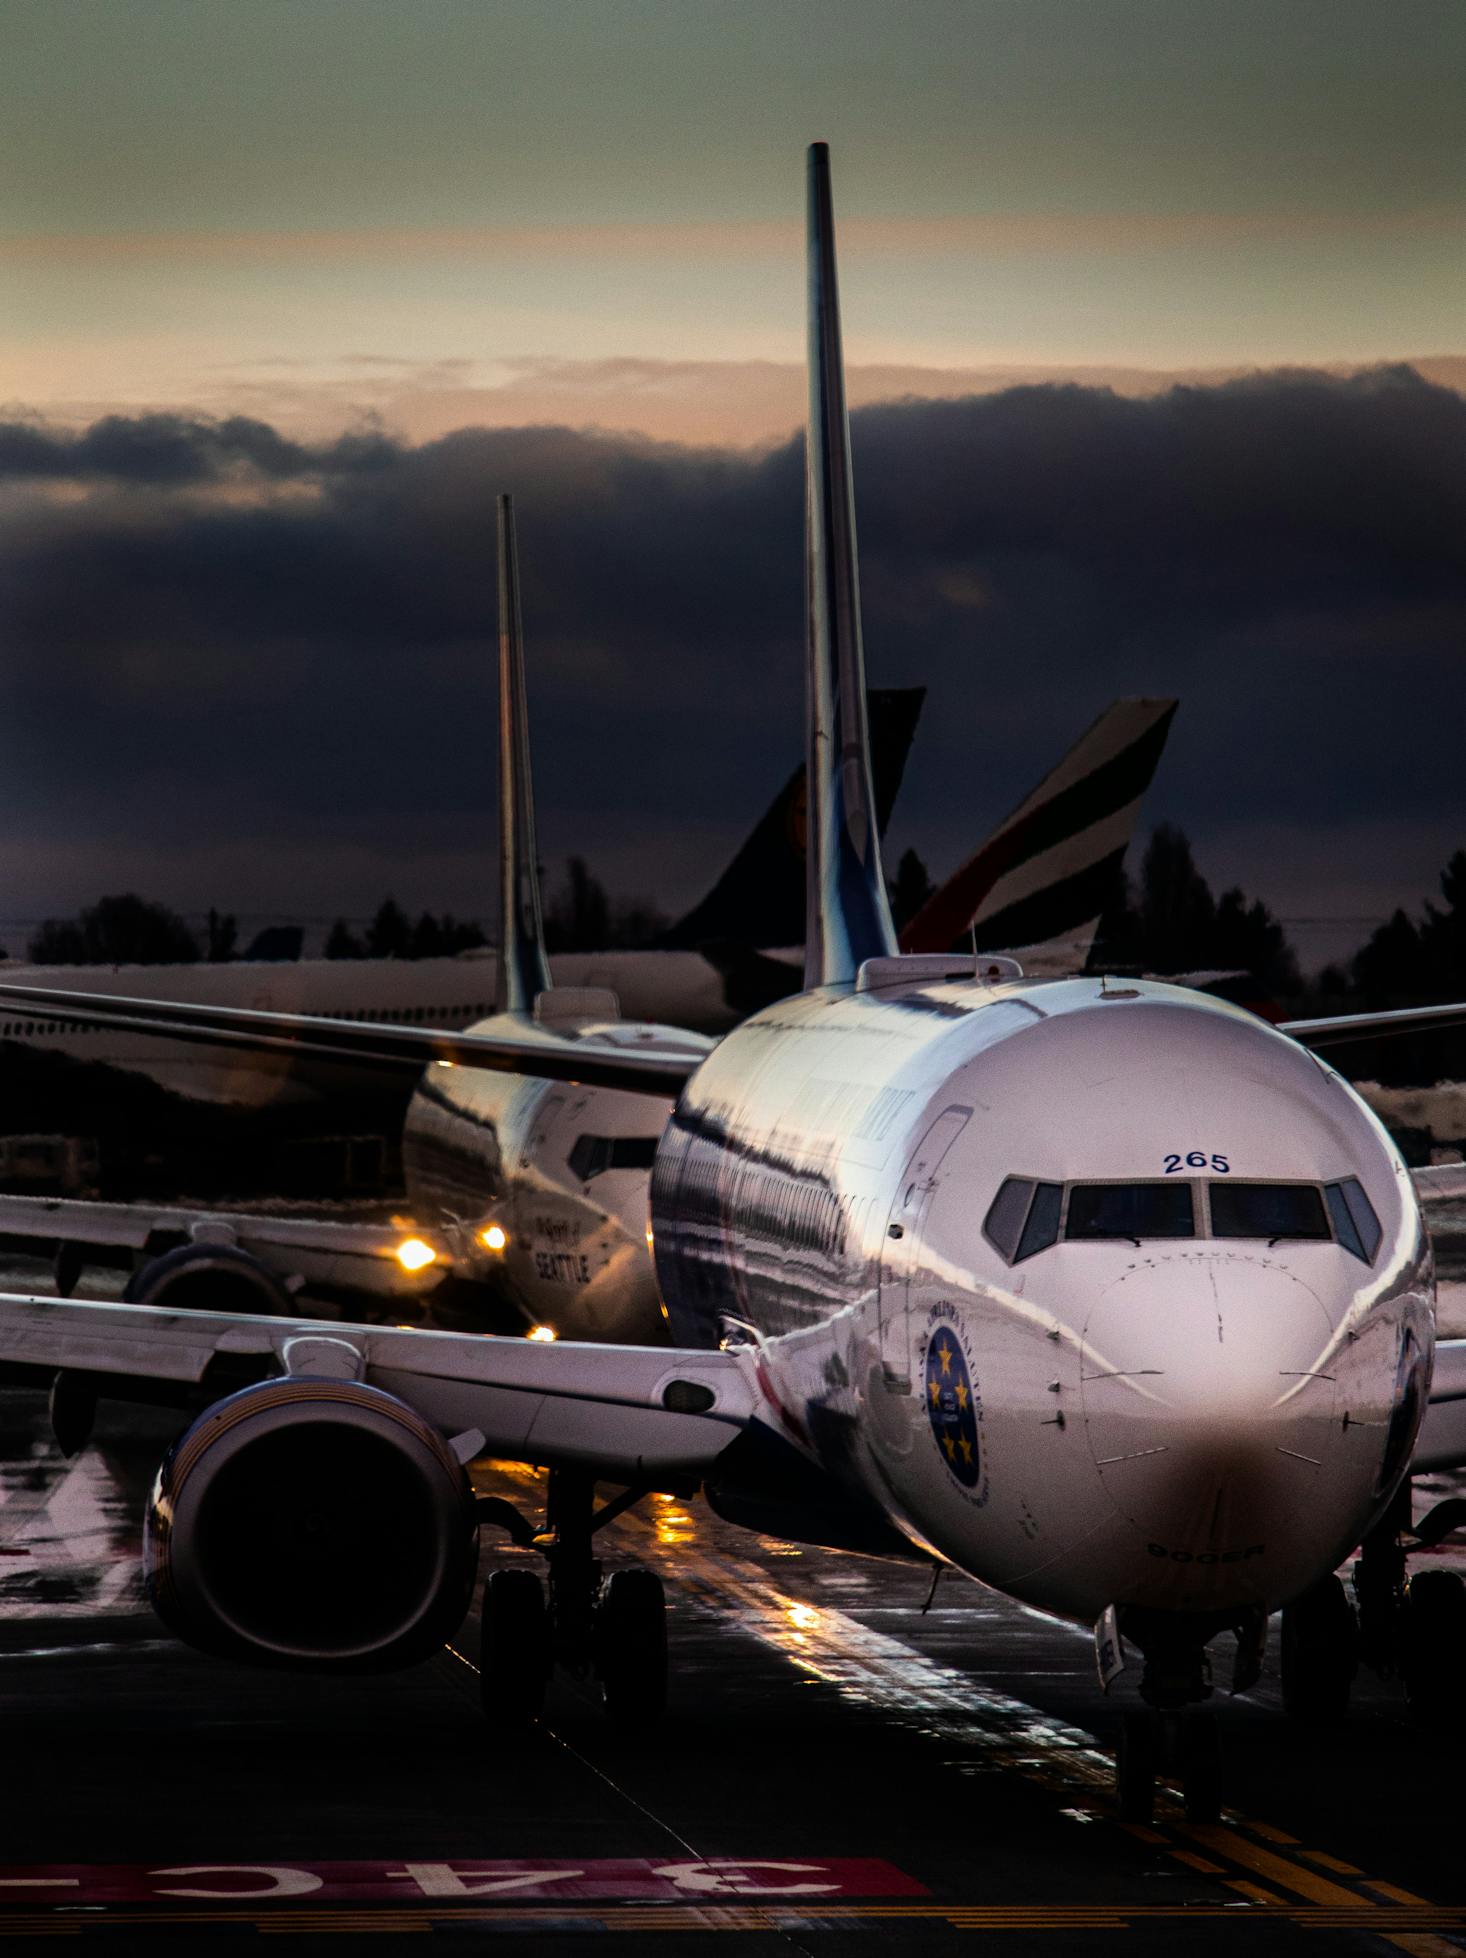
[[125, 1242, 293, 1316], [145, 1378, 478, 1671]]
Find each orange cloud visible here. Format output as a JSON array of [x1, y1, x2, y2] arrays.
[[5, 205, 1462, 269]]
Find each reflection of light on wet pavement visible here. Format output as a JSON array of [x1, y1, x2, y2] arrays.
[[613, 1505, 1121, 1806], [785, 1601, 821, 1639], [0, 1409, 144, 1619]]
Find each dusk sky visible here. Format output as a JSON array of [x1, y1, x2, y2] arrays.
[[3, 1, 1464, 965]]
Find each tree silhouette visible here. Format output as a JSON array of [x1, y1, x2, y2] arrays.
[[407, 912, 487, 958], [1089, 826, 1301, 992], [1136, 825, 1218, 974], [1212, 887, 1301, 994], [1352, 908, 1423, 1003], [365, 898, 412, 959], [1419, 850, 1466, 994], [545, 858, 611, 953], [205, 908, 237, 963], [324, 919, 365, 959], [29, 894, 200, 966]]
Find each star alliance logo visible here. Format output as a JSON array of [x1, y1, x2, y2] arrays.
[[923, 1307, 986, 1503]]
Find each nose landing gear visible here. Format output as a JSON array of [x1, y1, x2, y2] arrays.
[[1112, 1610, 1234, 1824], [1117, 1709, 1222, 1824], [476, 1468, 674, 1735]]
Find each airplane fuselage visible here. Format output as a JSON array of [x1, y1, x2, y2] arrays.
[[402, 1014, 709, 1342], [651, 970, 1430, 1627]]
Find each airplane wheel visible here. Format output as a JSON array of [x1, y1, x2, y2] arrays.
[[479, 1567, 549, 1733], [1403, 1569, 1466, 1720], [1281, 1573, 1358, 1724], [597, 1567, 667, 1729], [1181, 1712, 1222, 1822], [1116, 1712, 1158, 1823]]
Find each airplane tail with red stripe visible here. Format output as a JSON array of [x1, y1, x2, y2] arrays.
[[900, 698, 1178, 962]]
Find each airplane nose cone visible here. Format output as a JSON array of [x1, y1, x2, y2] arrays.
[[1081, 1252, 1345, 1603]]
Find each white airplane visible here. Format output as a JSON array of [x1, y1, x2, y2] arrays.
[[0, 664, 1172, 1337], [0, 495, 709, 1346], [0, 146, 1462, 1825]]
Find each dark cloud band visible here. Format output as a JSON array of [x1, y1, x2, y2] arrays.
[[0, 369, 1461, 929]]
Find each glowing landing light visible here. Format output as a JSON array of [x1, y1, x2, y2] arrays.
[[395, 1236, 437, 1272], [480, 1223, 509, 1252], [527, 1324, 557, 1343]]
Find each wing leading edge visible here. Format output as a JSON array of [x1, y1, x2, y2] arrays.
[[0, 982, 704, 1099], [0, 1291, 755, 1481], [1282, 1000, 1466, 1049]]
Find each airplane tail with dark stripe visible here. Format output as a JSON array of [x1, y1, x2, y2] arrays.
[[658, 686, 924, 952], [900, 698, 1178, 961]]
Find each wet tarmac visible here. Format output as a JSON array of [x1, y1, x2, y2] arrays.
[[1, 1258, 1466, 1952]]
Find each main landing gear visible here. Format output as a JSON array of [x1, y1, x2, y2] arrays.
[[1280, 1573, 1358, 1725], [1353, 1477, 1466, 1727], [475, 1468, 673, 1735]]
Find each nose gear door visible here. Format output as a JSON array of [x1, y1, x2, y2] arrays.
[[878, 1106, 970, 1388]]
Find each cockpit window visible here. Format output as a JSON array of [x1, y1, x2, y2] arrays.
[[1324, 1177, 1382, 1263], [1065, 1183, 1195, 1241], [1017, 1182, 1063, 1261], [985, 1170, 1382, 1265], [1210, 1182, 1330, 1242], [983, 1177, 1033, 1262], [983, 1177, 1062, 1263]]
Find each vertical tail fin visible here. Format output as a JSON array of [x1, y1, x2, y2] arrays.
[[496, 493, 553, 1017], [803, 142, 898, 990], [658, 686, 925, 951], [900, 698, 1180, 959]]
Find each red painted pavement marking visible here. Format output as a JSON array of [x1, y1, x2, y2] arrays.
[[0, 1859, 926, 1906]]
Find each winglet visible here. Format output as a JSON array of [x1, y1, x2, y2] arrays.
[[803, 142, 898, 989], [496, 494, 553, 1017]]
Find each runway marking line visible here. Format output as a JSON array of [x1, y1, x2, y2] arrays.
[[1180, 1825, 1370, 1908], [1167, 1850, 1224, 1873], [1301, 1849, 1365, 1874], [1224, 1879, 1289, 1904], [1368, 1882, 1437, 1907], [608, 1492, 1459, 1935], [3, 1901, 1466, 1936]]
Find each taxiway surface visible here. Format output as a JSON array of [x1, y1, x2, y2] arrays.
[[0, 1263, 1464, 1953]]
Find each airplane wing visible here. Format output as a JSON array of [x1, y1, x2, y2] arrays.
[[1414, 1339, 1466, 1474], [0, 982, 703, 1098], [0, 1291, 755, 1481], [1281, 1001, 1466, 1049], [1413, 1162, 1466, 1204], [0, 1194, 446, 1302]]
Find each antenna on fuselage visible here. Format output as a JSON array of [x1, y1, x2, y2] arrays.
[[496, 493, 553, 1017], [803, 141, 898, 990]]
